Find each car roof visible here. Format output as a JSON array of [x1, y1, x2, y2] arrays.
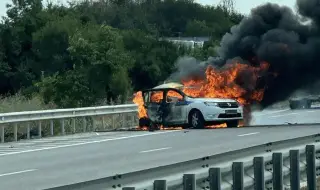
[[142, 87, 183, 92], [141, 82, 203, 95], [152, 82, 184, 89]]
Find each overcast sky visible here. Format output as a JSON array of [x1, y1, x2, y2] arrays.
[[0, 0, 296, 18]]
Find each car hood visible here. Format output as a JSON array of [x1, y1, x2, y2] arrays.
[[188, 97, 237, 103]]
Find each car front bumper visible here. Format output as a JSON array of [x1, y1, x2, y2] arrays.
[[202, 106, 243, 121]]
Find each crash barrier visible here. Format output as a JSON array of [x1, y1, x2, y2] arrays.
[[0, 104, 138, 143], [45, 133, 320, 190]]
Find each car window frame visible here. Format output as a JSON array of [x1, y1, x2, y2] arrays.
[[165, 88, 185, 103], [142, 88, 187, 105]]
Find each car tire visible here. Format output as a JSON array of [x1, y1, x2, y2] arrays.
[[139, 117, 151, 127], [189, 110, 205, 129], [226, 120, 238, 128]]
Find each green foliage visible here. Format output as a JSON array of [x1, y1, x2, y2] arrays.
[[122, 29, 180, 90], [0, 91, 55, 113], [32, 16, 81, 75], [0, 0, 243, 110]]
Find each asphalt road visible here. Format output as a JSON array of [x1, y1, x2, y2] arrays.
[[251, 107, 320, 125], [0, 108, 320, 189]]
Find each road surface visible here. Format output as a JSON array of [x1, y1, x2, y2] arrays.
[[0, 108, 319, 189], [251, 107, 320, 125]]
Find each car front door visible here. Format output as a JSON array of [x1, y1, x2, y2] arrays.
[[163, 89, 187, 124], [143, 90, 164, 124]]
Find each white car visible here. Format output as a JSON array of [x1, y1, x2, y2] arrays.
[[140, 82, 244, 129]]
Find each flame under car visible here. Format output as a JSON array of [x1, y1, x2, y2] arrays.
[[139, 83, 244, 130]]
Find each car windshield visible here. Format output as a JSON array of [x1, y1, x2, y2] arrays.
[[179, 86, 204, 98]]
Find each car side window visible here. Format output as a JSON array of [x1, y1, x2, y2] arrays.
[[166, 90, 184, 103], [143, 92, 150, 103], [150, 91, 163, 103]]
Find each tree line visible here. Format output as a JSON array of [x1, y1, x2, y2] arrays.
[[0, 0, 243, 108]]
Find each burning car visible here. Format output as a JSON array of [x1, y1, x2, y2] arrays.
[[138, 82, 243, 129]]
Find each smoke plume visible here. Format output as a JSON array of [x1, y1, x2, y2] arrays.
[[168, 0, 320, 108]]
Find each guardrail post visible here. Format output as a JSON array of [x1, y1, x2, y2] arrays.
[[112, 114, 115, 129], [131, 113, 135, 128], [290, 150, 300, 190], [306, 145, 316, 190], [154, 180, 167, 190], [72, 118, 76, 133], [92, 117, 96, 131], [253, 157, 264, 190], [272, 152, 283, 190], [122, 114, 125, 128], [101, 116, 105, 129], [50, 120, 54, 136], [83, 117, 86, 132], [0, 125, 4, 143], [183, 174, 196, 190], [61, 120, 65, 135], [209, 167, 221, 190], [232, 162, 244, 190], [26, 123, 30, 139], [38, 121, 42, 138], [14, 123, 18, 141]]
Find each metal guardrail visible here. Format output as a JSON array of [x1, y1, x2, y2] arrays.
[[45, 133, 320, 190], [0, 104, 138, 143]]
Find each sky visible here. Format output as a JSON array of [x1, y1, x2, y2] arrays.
[[0, 0, 296, 18]]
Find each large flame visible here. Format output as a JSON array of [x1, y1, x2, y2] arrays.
[[133, 60, 271, 128], [133, 91, 147, 118], [181, 62, 268, 104]]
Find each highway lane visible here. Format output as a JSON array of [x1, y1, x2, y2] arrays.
[[251, 107, 320, 125], [0, 122, 320, 189]]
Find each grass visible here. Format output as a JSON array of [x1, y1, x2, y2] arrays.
[[0, 92, 56, 113], [0, 91, 136, 113]]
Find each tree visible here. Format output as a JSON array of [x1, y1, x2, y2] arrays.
[[0, 0, 244, 108], [32, 16, 81, 76], [122, 29, 180, 90], [37, 24, 133, 107]]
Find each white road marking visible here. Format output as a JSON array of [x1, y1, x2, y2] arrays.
[[0, 131, 177, 157], [270, 113, 299, 118], [0, 169, 36, 177], [0, 149, 26, 153], [140, 147, 172, 153], [307, 110, 316, 113], [238, 132, 260, 137]]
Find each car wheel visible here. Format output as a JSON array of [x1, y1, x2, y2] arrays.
[[226, 120, 239, 128], [189, 110, 205, 129], [139, 117, 150, 127]]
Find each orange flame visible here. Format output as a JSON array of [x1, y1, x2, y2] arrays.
[[181, 62, 268, 105], [133, 91, 147, 118], [205, 123, 227, 129], [135, 125, 183, 131]]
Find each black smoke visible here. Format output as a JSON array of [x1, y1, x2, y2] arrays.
[[168, 56, 207, 82], [168, 0, 320, 108]]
